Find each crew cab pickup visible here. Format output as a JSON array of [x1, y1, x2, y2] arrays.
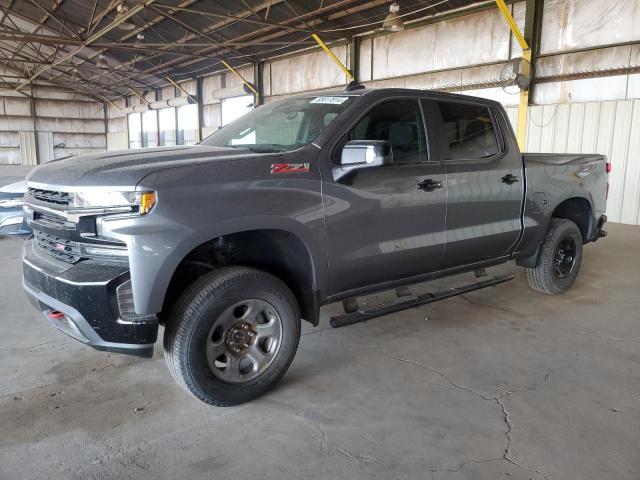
[[22, 87, 608, 406]]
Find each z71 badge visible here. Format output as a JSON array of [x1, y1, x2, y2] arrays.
[[270, 163, 310, 174]]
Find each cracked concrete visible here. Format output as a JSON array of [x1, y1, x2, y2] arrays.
[[1, 223, 639, 480], [397, 357, 551, 479]]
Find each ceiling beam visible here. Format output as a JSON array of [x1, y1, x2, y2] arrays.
[[86, 0, 118, 35], [153, 3, 339, 36], [0, 27, 160, 93], [0, 30, 80, 45], [148, 4, 252, 61], [45, 0, 200, 88], [140, 0, 372, 75], [26, 0, 81, 39], [15, 0, 157, 90], [88, 0, 286, 81]]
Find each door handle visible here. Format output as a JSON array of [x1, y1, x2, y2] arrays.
[[417, 179, 443, 192], [501, 174, 520, 185]]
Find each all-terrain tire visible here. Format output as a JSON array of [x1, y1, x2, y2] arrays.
[[526, 218, 583, 294], [163, 266, 300, 406]]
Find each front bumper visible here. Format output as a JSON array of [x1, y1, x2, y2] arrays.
[[22, 238, 157, 357]]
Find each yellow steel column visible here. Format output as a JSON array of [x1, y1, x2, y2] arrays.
[[495, 0, 531, 151], [220, 60, 259, 96], [311, 33, 354, 81], [165, 76, 198, 103], [517, 49, 532, 151], [99, 95, 122, 111], [129, 88, 151, 105]]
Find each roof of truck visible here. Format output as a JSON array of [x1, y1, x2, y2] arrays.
[[302, 86, 501, 106]]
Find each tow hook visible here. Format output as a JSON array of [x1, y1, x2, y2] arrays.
[[47, 310, 66, 320]]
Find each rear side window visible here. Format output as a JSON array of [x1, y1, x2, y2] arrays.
[[435, 101, 500, 160], [347, 99, 427, 164]]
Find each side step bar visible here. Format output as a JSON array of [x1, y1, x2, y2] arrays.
[[330, 273, 515, 328]]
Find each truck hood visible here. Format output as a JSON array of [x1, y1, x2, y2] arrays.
[[27, 145, 260, 188]]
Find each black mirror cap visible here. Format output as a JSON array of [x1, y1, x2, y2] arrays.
[[340, 140, 392, 167]]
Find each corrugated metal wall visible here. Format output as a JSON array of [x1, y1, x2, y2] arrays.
[[0, 87, 106, 165], [506, 100, 640, 225], [103, 0, 640, 225], [18, 131, 37, 166]]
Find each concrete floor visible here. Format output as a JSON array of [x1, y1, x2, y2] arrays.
[[1, 224, 639, 480]]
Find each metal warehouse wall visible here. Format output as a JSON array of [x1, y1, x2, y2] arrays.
[[0, 83, 106, 165], [506, 100, 640, 226], [103, 0, 639, 224]]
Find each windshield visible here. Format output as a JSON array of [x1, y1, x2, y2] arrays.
[[201, 95, 354, 153]]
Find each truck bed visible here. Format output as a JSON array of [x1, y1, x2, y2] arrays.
[[523, 153, 605, 166]]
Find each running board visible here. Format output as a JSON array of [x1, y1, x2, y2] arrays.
[[330, 273, 516, 328]]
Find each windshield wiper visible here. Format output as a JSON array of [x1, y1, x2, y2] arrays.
[[228, 143, 289, 153]]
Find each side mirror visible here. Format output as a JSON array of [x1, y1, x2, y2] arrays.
[[340, 140, 392, 167]]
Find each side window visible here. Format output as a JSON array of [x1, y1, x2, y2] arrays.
[[348, 99, 427, 164], [435, 101, 500, 161]]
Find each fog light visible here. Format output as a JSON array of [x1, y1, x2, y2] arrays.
[[0, 215, 23, 228], [116, 280, 157, 323]]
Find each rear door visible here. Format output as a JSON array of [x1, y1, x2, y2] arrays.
[[425, 99, 524, 268], [322, 97, 447, 296]]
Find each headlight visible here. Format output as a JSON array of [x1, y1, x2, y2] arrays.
[[0, 215, 24, 228], [0, 199, 23, 208], [73, 191, 156, 215]]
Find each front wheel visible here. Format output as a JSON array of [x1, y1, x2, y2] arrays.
[[526, 218, 583, 294], [163, 267, 301, 406]]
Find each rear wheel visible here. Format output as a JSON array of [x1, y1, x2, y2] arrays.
[[526, 218, 583, 294], [163, 267, 300, 406]]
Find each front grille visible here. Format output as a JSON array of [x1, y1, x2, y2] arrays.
[[34, 231, 81, 264], [28, 188, 72, 206], [34, 212, 74, 230]]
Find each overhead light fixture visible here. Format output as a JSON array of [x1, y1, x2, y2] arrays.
[[96, 54, 108, 69], [382, 2, 404, 32], [136, 32, 144, 41], [116, 2, 136, 31]]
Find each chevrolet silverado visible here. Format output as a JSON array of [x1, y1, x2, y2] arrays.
[[22, 87, 608, 406]]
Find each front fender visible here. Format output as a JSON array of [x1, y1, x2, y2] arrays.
[[101, 213, 324, 315], [100, 155, 325, 315]]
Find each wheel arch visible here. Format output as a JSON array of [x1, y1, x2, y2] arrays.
[[160, 225, 322, 327], [549, 196, 593, 242], [516, 195, 593, 268]]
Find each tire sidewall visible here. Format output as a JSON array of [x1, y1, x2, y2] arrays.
[[179, 269, 300, 405], [545, 221, 583, 293]]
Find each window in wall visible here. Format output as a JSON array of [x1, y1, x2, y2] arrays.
[[435, 101, 500, 160], [142, 110, 158, 148], [177, 103, 198, 145], [128, 112, 142, 149], [221, 95, 254, 126], [159, 107, 176, 146], [348, 99, 427, 164]]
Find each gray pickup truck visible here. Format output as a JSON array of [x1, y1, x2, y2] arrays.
[[22, 87, 608, 406]]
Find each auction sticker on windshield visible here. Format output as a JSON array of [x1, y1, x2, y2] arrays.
[[310, 96, 349, 105]]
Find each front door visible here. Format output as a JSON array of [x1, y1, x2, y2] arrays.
[[426, 99, 524, 268], [322, 98, 447, 296]]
